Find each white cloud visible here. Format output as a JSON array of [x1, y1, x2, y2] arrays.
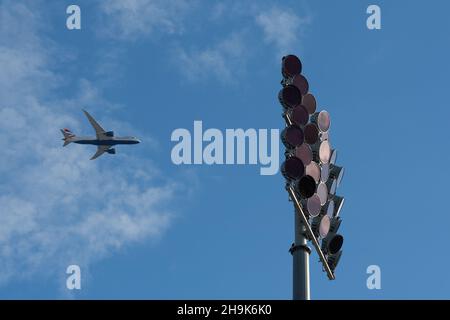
[[174, 32, 247, 83], [97, 0, 192, 40], [172, 4, 311, 83], [93, 1, 311, 83], [0, 1, 178, 286], [256, 7, 311, 57]]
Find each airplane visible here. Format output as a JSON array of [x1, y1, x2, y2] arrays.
[[61, 110, 141, 160]]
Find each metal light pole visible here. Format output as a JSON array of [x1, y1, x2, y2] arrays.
[[290, 214, 311, 300], [279, 54, 344, 301]]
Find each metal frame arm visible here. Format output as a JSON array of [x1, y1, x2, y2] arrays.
[[286, 186, 335, 280]]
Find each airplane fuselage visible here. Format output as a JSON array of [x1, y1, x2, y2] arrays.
[[61, 110, 140, 159], [72, 136, 140, 146]]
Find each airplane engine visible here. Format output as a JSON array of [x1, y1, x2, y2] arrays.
[[107, 148, 116, 154], [105, 131, 114, 137]]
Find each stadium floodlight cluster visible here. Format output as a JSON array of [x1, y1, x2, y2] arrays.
[[279, 54, 345, 280]]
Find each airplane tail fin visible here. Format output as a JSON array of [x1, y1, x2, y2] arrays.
[[61, 128, 75, 147]]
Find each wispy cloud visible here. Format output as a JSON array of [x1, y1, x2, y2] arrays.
[[93, 0, 311, 82], [173, 32, 248, 83], [255, 6, 312, 58], [96, 0, 193, 40], [0, 1, 178, 287]]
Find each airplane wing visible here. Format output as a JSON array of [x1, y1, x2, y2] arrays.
[[83, 110, 107, 140], [90, 145, 110, 160]]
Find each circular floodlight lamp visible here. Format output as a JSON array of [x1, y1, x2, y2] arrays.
[[331, 195, 345, 217], [312, 111, 331, 132], [328, 234, 344, 255], [292, 74, 309, 96], [289, 105, 309, 126], [326, 178, 337, 195], [320, 163, 330, 182], [319, 215, 331, 239], [330, 149, 337, 165], [306, 194, 321, 217], [305, 161, 320, 183], [327, 251, 342, 271], [297, 175, 316, 199], [282, 55, 302, 78], [304, 123, 319, 145], [330, 165, 344, 187], [281, 125, 304, 148], [317, 182, 328, 205], [323, 199, 335, 218], [281, 157, 305, 181], [319, 140, 331, 164], [329, 217, 342, 234], [279, 85, 302, 110], [302, 93, 316, 115], [295, 144, 312, 166]]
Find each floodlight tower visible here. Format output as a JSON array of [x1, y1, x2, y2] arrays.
[[279, 55, 345, 300]]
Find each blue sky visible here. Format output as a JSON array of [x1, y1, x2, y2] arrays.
[[1, 0, 450, 299]]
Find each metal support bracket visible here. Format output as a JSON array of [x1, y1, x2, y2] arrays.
[[286, 185, 335, 280]]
